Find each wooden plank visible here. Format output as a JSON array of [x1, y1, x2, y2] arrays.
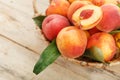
[[0, 35, 38, 80], [0, 34, 120, 80], [32, 63, 87, 80], [55, 57, 120, 80], [0, 0, 49, 15], [0, 35, 89, 80], [0, 0, 34, 16], [0, 1, 49, 53]]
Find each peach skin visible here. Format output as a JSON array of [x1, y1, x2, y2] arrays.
[[56, 26, 87, 58], [96, 4, 120, 32], [87, 32, 117, 62], [46, 0, 70, 17], [42, 14, 70, 41]]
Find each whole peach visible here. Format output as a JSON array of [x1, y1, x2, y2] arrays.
[[87, 32, 117, 62], [46, 0, 70, 17], [96, 4, 120, 32], [56, 26, 87, 58], [42, 14, 70, 41]]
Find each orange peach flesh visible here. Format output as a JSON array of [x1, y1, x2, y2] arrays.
[[67, 0, 92, 22], [72, 5, 103, 30]]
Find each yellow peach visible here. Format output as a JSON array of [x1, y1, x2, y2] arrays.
[[46, 0, 70, 17], [56, 26, 87, 58], [87, 32, 117, 62]]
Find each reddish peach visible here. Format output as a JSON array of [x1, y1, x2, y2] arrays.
[[87, 32, 117, 62], [56, 27, 87, 58], [88, 27, 101, 35], [96, 4, 120, 32], [42, 14, 70, 41], [46, 0, 70, 17]]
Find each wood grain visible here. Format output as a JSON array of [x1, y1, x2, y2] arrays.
[[0, 0, 120, 80]]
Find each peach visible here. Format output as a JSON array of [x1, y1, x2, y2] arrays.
[[96, 4, 120, 32], [42, 14, 70, 41], [113, 32, 120, 48], [46, 0, 70, 17], [90, 0, 117, 6], [67, 0, 92, 22], [104, 0, 117, 5], [91, 0, 105, 6], [68, 0, 93, 3], [72, 5, 103, 30], [88, 27, 101, 35], [56, 26, 87, 58], [68, 0, 75, 3], [87, 32, 117, 62], [84, 30, 90, 39]]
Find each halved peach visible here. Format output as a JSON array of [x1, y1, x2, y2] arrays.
[[72, 5, 103, 30], [67, 0, 92, 22]]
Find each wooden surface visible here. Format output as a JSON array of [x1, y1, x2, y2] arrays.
[[0, 0, 120, 80]]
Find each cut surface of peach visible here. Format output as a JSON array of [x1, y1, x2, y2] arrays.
[[72, 5, 103, 30]]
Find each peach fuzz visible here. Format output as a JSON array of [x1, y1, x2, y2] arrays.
[[67, 0, 92, 22], [90, 0, 117, 6], [84, 30, 90, 39], [113, 32, 120, 48], [88, 27, 101, 35], [96, 4, 120, 32], [91, 0, 105, 6], [72, 5, 103, 30], [68, 0, 75, 3], [42, 14, 70, 41], [56, 26, 87, 58], [104, 0, 117, 5], [46, 0, 70, 17], [87, 32, 117, 62]]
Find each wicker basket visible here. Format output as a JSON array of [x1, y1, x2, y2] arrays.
[[32, 0, 120, 68]]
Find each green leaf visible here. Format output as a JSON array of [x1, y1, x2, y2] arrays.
[[83, 46, 104, 63], [109, 30, 120, 34], [33, 40, 61, 75], [33, 15, 46, 29], [117, 4, 120, 8]]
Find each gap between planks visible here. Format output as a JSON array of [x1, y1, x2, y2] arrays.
[[0, 33, 38, 54]]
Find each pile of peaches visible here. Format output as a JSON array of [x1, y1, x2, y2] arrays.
[[41, 0, 120, 62]]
